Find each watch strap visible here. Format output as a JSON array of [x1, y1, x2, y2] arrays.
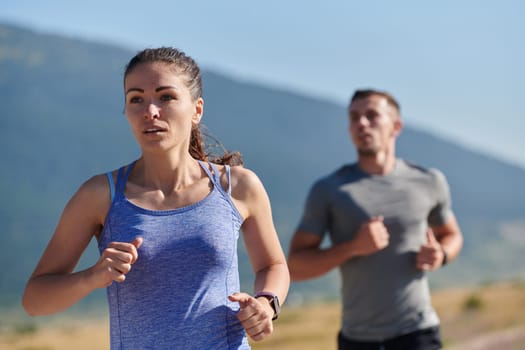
[[254, 291, 280, 320], [440, 245, 448, 266]]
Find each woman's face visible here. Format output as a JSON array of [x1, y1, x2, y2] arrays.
[[124, 62, 203, 154]]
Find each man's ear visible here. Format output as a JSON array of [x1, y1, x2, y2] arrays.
[[393, 117, 403, 137], [192, 97, 204, 125]]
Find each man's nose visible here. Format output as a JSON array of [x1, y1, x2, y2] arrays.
[[355, 115, 370, 127]]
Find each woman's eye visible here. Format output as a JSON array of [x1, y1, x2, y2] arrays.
[[129, 96, 142, 103], [160, 94, 175, 101]]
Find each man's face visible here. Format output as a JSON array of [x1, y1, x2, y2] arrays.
[[348, 95, 402, 156]]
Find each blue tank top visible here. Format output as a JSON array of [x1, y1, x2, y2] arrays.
[[98, 161, 250, 349]]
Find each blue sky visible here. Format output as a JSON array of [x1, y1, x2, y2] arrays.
[[1, 0, 524, 167]]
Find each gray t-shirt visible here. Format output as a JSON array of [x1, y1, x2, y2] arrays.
[[297, 159, 453, 341]]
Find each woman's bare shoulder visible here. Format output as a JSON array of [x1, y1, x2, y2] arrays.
[[70, 172, 115, 218], [227, 165, 267, 201], [229, 164, 259, 182], [80, 172, 113, 194]]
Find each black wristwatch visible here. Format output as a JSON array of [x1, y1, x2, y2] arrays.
[[440, 245, 448, 266], [254, 291, 281, 320]]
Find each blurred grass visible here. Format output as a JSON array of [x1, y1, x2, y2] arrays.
[[1, 280, 524, 349]]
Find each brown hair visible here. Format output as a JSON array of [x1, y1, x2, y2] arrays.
[[124, 47, 243, 166], [350, 89, 401, 115]]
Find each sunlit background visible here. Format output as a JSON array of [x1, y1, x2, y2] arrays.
[[1, 0, 524, 167], [1, 1, 524, 349]]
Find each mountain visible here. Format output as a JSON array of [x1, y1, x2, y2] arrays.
[[1, 22, 524, 309]]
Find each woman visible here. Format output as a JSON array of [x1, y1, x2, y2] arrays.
[[22, 47, 290, 349]]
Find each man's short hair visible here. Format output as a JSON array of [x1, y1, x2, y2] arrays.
[[350, 89, 401, 114]]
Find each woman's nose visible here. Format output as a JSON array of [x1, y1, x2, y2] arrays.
[[144, 103, 160, 119]]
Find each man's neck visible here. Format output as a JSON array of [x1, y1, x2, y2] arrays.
[[357, 152, 397, 175]]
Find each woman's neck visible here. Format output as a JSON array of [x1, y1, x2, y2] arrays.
[[133, 153, 203, 193]]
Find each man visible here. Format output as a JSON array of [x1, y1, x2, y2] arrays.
[[288, 89, 463, 350]]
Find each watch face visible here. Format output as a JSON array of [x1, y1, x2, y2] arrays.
[[255, 291, 280, 320], [273, 295, 281, 314], [269, 295, 280, 320]]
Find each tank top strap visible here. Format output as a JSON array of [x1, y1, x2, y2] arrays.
[[208, 162, 222, 186], [198, 161, 232, 195], [106, 172, 116, 202], [197, 160, 215, 182], [115, 161, 136, 199], [225, 165, 232, 195]]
